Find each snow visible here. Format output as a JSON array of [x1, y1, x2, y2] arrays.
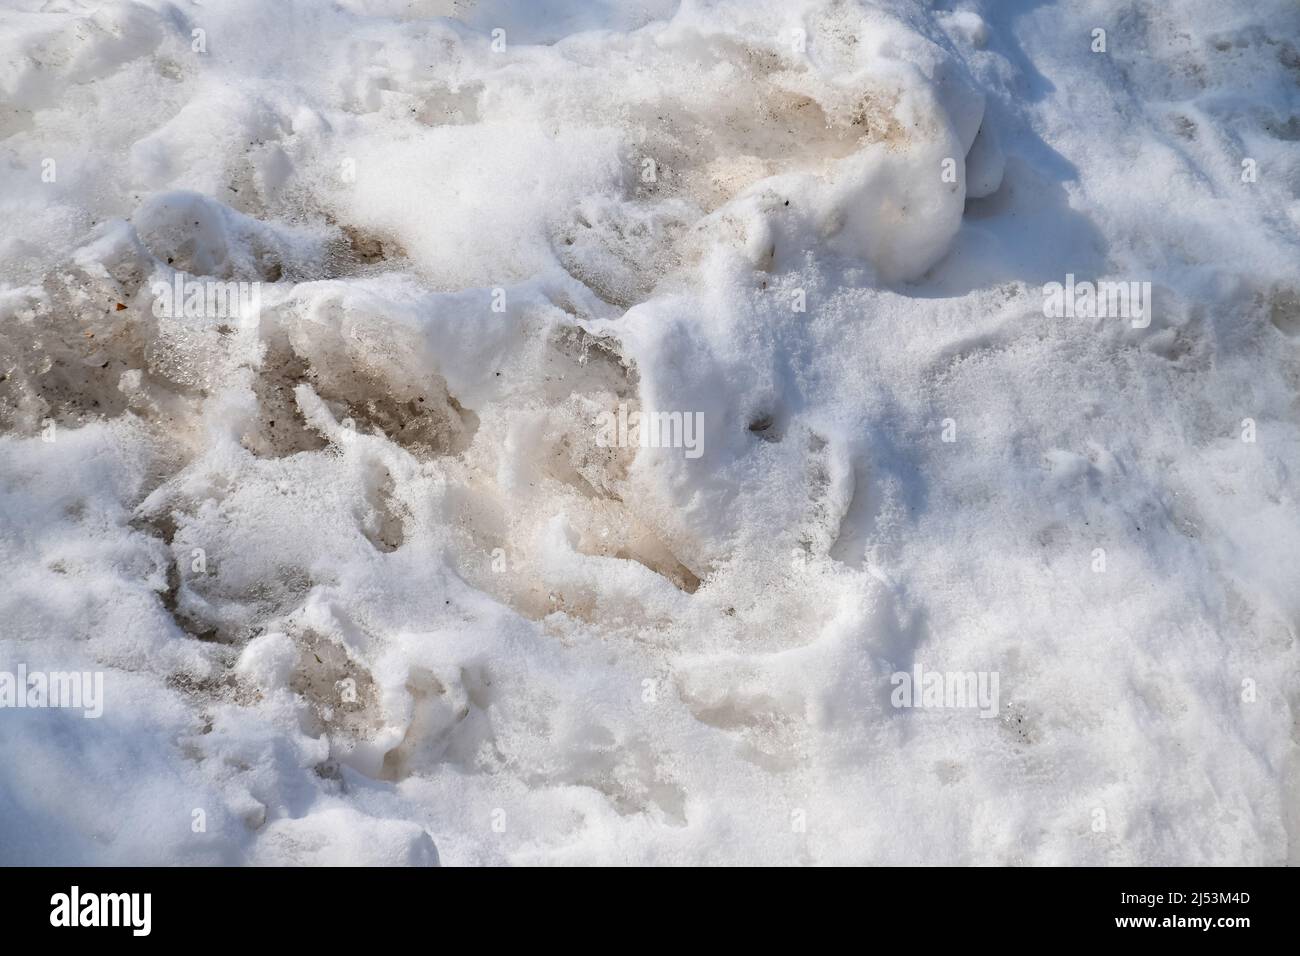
[[1, 0, 1298, 865]]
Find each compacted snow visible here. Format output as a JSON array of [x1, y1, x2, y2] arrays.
[[1, 0, 1298, 865]]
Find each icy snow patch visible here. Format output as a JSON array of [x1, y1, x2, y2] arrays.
[[1, 0, 1298, 865]]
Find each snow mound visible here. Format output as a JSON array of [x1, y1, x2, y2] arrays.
[[1, 0, 1298, 865]]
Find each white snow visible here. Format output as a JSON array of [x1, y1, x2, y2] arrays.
[[1, 0, 1298, 865]]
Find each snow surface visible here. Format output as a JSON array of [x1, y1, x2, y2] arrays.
[[1, 0, 1298, 865]]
